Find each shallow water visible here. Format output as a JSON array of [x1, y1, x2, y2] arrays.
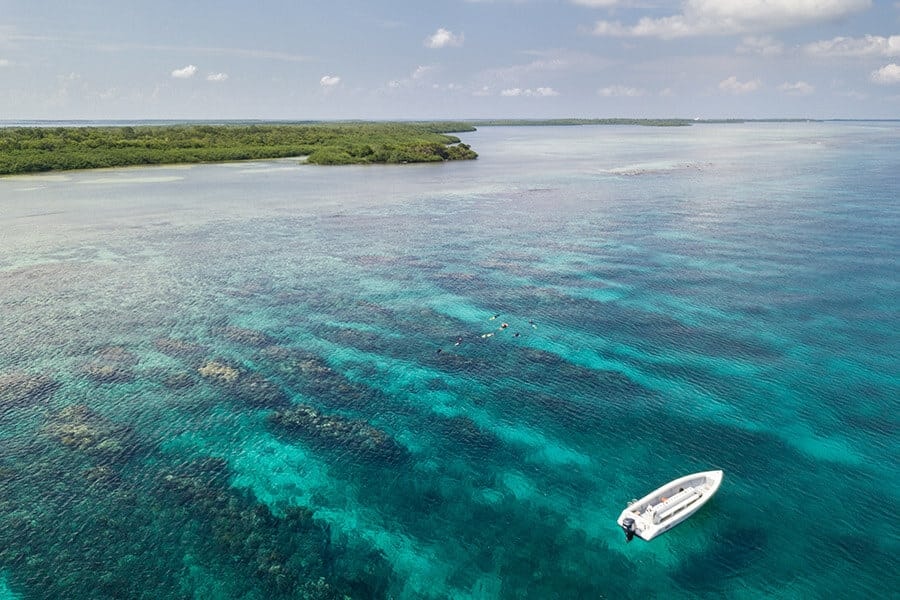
[[1, 123, 898, 599]]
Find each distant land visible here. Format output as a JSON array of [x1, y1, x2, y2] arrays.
[[0, 122, 478, 175], [1, 118, 896, 175]]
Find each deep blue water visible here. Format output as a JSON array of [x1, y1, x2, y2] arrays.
[[0, 123, 897, 599]]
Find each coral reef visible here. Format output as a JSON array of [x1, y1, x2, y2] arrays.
[[197, 360, 289, 408], [162, 371, 196, 390], [268, 405, 408, 463], [79, 346, 141, 383], [79, 363, 136, 384], [0, 444, 395, 599], [436, 414, 501, 458], [153, 337, 209, 360], [262, 346, 382, 410], [215, 325, 277, 348], [0, 371, 59, 412], [92, 346, 140, 366], [157, 457, 394, 599], [41, 404, 136, 460], [198, 360, 240, 383], [82, 465, 123, 490]]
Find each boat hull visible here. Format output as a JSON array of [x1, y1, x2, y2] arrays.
[[617, 470, 723, 542]]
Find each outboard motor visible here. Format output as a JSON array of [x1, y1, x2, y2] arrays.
[[621, 517, 637, 542]]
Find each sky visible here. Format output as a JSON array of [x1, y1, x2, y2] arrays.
[[1, 0, 898, 120]]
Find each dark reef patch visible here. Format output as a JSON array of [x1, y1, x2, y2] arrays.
[[214, 325, 279, 348], [262, 346, 387, 411], [268, 404, 409, 463], [197, 359, 289, 409], [91, 345, 140, 366], [432, 414, 503, 459], [79, 362, 136, 384], [157, 457, 396, 599], [0, 450, 395, 600], [161, 371, 197, 390], [41, 404, 138, 461], [153, 337, 210, 360], [0, 371, 59, 414]]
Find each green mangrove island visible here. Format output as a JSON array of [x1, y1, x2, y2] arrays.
[[0, 122, 479, 175]]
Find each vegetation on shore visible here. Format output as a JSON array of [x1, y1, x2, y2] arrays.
[[0, 122, 478, 175]]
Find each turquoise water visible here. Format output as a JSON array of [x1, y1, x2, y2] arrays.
[[0, 123, 897, 599]]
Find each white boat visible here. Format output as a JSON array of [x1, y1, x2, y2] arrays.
[[617, 470, 723, 542]]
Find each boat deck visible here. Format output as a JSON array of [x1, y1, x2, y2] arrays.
[[618, 470, 723, 541]]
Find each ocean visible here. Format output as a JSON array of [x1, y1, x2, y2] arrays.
[[0, 122, 897, 599]]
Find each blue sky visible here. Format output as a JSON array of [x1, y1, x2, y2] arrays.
[[1, 0, 898, 120]]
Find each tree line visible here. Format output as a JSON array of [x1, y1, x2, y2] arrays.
[[0, 122, 479, 175]]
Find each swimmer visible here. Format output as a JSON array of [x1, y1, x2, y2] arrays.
[[480, 332, 494, 338], [454, 337, 463, 346], [513, 332, 520, 338], [500, 323, 509, 329], [436, 348, 443, 354], [529, 320, 537, 329], [489, 313, 500, 320]]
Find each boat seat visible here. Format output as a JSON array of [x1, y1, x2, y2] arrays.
[[653, 487, 703, 524]]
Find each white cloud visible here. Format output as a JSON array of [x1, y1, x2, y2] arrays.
[[778, 81, 814, 95], [871, 63, 900, 84], [0, 58, 9, 67], [719, 75, 762, 94], [171, 64, 198, 79], [591, 0, 872, 39], [320, 75, 341, 87], [206, 72, 229, 82], [805, 35, 900, 58], [500, 87, 560, 96], [737, 36, 784, 56], [597, 84, 645, 97], [425, 28, 464, 48]]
